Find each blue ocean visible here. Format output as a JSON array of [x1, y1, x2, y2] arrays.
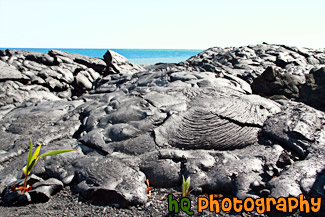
[[1, 48, 203, 65]]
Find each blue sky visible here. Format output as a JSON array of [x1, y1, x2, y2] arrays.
[[0, 0, 324, 49]]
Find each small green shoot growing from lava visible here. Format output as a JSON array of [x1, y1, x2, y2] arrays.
[[18, 139, 75, 193], [182, 175, 191, 197]]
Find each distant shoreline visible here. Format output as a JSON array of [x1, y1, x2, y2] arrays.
[[0, 48, 203, 65]]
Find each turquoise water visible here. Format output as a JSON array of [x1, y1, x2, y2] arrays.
[[1, 48, 203, 65]]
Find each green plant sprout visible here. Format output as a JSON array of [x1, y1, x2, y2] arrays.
[[182, 175, 192, 197], [18, 139, 75, 193]]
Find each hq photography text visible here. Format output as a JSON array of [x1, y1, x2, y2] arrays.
[[168, 194, 322, 215]]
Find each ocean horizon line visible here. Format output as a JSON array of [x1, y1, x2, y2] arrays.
[[0, 47, 205, 51], [0, 48, 204, 65]]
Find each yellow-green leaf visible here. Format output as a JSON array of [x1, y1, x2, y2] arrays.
[[26, 138, 33, 168], [185, 176, 190, 189], [182, 175, 186, 197], [38, 149, 75, 159], [29, 144, 42, 168], [26, 159, 37, 175], [182, 175, 191, 197]]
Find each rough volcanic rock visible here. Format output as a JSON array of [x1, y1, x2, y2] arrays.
[[73, 156, 147, 208], [185, 44, 325, 80], [252, 66, 325, 111], [154, 95, 280, 150], [28, 178, 64, 203], [140, 158, 181, 188], [299, 66, 325, 110], [2, 189, 31, 205], [48, 50, 143, 75], [145, 44, 325, 111], [251, 66, 303, 100], [0, 49, 144, 109], [140, 144, 285, 200], [146, 44, 324, 83], [0, 61, 26, 80], [262, 101, 323, 159], [0, 100, 85, 194], [150, 43, 325, 112], [1, 45, 325, 217], [261, 101, 325, 198]]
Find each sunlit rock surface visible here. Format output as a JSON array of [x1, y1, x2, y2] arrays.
[[0, 45, 324, 211]]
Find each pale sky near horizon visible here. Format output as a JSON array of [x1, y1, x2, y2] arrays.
[[0, 0, 324, 49]]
